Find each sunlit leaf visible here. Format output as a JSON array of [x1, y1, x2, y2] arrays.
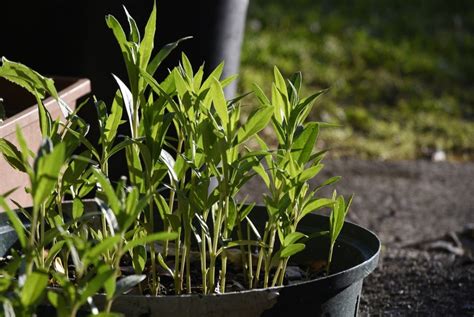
[[20, 271, 48, 307], [280, 243, 305, 258], [114, 274, 146, 297], [237, 105, 273, 144]]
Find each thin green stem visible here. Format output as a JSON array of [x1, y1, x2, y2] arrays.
[[255, 222, 269, 287], [264, 228, 276, 288], [219, 196, 230, 293], [246, 221, 254, 289], [237, 222, 248, 286], [326, 243, 334, 275], [40, 202, 46, 269], [200, 229, 207, 294], [271, 259, 283, 287], [278, 257, 289, 286], [174, 228, 182, 294]]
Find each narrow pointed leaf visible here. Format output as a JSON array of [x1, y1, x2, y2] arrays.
[[139, 1, 157, 69], [112, 74, 134, 136], [20, 271, 48, 307], [237, 105, 273, 144], [280, 243, 305, 258]]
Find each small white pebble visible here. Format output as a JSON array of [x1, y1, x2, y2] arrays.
[[432, 150, 446, 162]]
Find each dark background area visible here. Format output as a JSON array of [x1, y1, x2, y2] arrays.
[[1, 1, 229, 100]]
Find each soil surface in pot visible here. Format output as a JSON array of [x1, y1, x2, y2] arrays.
[[239, 158, 474, 316]]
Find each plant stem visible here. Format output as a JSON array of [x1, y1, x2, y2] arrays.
[[255, 222, 269, 287], [40, 202, 46, 269], [165, 137, 183, 256], [237, 222, 248, 286], [209, 203, 223, 292], [101, 213, 110, 262], [246, 221, 254, 289], [174, 228, 182, 294], [219, 196, 230, 293], [271, 260, 283, 287], [278, 257, 289, 286], [264, 228, 276, 288], [326, 243, 334, 275], [28, 205, 40, 273], [149, 202, 158, 295], [181, 217, 192, 293], [200, 229, 207, 294]]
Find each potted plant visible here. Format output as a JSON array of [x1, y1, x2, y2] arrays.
[[0, 4, 380, 316], [0, 72, 91, 208]]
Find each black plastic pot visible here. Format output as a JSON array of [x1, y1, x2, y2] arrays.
[[0, 204, 380, 317]]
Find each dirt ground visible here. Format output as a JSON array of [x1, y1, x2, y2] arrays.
[[240, 159, 474, 316]]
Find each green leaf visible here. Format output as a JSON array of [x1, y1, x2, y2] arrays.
[[20, 271, 48, 307], [95, 198, 120, 234], [315, 176, 341, 191], [300, 198, 334, 221], [44, 240, 66, 269], [237, 105, 274, 144], [283, 232, 307, 247], [123, 6, 140, 43], [85, 235, 121, 263], [114, 274, 146, 297], [292, 122, 319, 165], [92, 168, 120, 211], [106, 138, 134, 161], [79, 267, 115, 304], [210, 78, 228, 127], [298, 164, 323, 182], [112, 74, 134, 136], [0, 58, 71, 119], [123, 231, 178, 253], [221, 74, 238, 88], [105, 15, 129, 59], [252, 83, 270, 106], [0, 57, 58, 99], [157, 253, 174, 277], [104, 96, 124, 146], [0, 197, 27, 248], [226, 200, 237, 231], [72, 197, 84, 220], [132, 244, 147, 274], [201, 62, 224, 92], [280, 243, 305, 258], [0, 138, 27, 172], [329, 194, 353, 244], [160, 149, 178, 183], [139, 1, 157, 70], [217, 240, 263, 256], [253, 163, 270, 189], [147, 36, 193, 76], [273, 66, 287, 99], [271, 84, 285, 124], [181, 53, 194, 78], [289, 72, 302, 99], [98, 263, 116, 300], [33, 141, 66, 206], [154, 193, 170, 220]]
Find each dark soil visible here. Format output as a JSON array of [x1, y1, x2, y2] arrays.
[[240, 159, 474, 316]]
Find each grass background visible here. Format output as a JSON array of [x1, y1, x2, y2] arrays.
[[239, 0, 474, 161]]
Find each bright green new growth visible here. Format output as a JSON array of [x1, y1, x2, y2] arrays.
[[0, 3, 351, 315]]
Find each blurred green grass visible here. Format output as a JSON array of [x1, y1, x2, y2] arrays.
[[240, 0, 474, 161]]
